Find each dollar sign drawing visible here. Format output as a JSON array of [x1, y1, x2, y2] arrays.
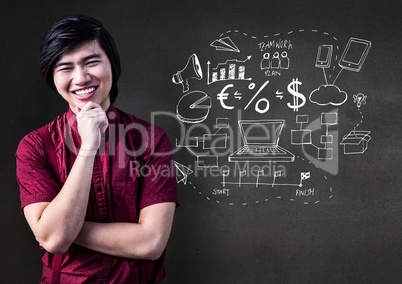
[[287, 78, 306, 112]]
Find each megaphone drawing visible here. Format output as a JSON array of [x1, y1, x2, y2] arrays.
[[172, 53, 203, 93]]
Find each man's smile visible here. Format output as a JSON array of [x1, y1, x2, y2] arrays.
[[73, 87, 97, 99]]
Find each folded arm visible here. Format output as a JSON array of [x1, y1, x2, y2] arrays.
[[23, 153, 96, 254], [22, 102, 108, 254], [74, 202, 176, 260]]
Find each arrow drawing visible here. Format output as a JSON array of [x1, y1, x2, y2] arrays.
[[174, 161, 193, 185], [276, 90, 284, 99]]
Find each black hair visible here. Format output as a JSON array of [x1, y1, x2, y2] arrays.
[[39, 15, 121, 103]]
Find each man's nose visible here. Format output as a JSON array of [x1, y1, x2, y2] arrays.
[[73, 67, 91, 85]]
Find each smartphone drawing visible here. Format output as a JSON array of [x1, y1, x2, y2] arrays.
[[338, 37, 371, 72], [315, 45, 333, 68]]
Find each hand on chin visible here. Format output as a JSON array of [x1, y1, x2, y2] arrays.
[[72, 100, 97, 113]]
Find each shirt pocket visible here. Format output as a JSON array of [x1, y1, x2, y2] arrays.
[[109, 180, 139, 222]]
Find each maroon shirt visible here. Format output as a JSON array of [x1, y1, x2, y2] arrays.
[[16, 106, 178, 283]]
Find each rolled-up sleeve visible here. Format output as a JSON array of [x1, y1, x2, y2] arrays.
[[16, 131, 61, 209], [139, 127, 179, 210]]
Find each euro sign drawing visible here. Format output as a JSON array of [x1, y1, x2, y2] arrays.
[[287, 78, 306, 112]]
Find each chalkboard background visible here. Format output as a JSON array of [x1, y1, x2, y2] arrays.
[[2, 0, 402, 283]]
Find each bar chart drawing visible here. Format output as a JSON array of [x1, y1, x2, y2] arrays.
[[207, 56, 253, 85]]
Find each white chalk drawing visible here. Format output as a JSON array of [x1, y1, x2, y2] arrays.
[[260, 53, 271, 69], [332, 37, 371, 85], [338, 37, 371, 72], [315, 45, 333, 85], [318, 112, 337, 160], [256, 170, 265, 187], [309, 84, 348, 106], [175, 117, 230, 161], [186, 175, 333, 206], [207, 56, 252, 85], [354, 107, 364, 131], [215, 117, 230, 129], [271, 169, 283, 187], [296, 114, 309, 127], [291, 114, 312, 145], [310, 43, 349, 106], [183, 139, 220, 168], [222, 169, 230, 187], [171, 29, 371, 206], [217, 84, 236, 110], [321, 112, 338, 126], [300, 171, 311, 183], [298, 109, 339, 175], [340, 131, 371, 154], [260, 51, 290, 71], [222, 170, 310, 188], [172, 53, 203, 93], [243, 80, 270, 114], [181, 119, 230, 168], [216, 80, 271, 114], [275, 90, 284, 100], [203, 133, 228, 149], [184, 146, 219, 168], [286, 78, 306, 112], [229, 119, 295, 162], [210, 36, 240, 52], [280, 51, 290, 69], [310, 44, 348, 106], [291, 112, 337, 161], [352, 98, 367, 131], [271, 51, 280, 68], [238, 170, 246, 186], [176, 91, 211, 123], [196, 155, 219, 168], [174, 161, 193, 185], [315, 45, 333, 68], [309, 37, 371, 107], [175, 136, 198, 148], [353, 93, 367, 108]]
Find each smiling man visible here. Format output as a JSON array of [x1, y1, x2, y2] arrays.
[[53, 40, 113, 112], [16, 15, 178, 283]]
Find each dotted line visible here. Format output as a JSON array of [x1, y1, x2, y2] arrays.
[[218, 29, 340, 75], [353, 107, 364, 130], [184, 29, 339, 206], [276, 155, 333, 205], [186, 156, 334, 206], [188, 180, 272, 206]]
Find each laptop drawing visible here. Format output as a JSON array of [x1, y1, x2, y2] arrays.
[[229, 119, 295, 162]]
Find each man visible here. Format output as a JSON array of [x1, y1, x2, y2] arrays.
[[16, 15, 178, 283]]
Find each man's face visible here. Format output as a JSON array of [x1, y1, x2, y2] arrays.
[[53, 40, 113, 112]]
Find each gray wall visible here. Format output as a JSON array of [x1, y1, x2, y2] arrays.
[[2, 0, 402, 283]]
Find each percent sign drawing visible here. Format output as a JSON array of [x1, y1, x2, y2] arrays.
[[244, 80, 270, 114]]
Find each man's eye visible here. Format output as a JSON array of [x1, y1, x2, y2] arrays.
[[87, 60, 100, 66], [59, 67, 72, 72]]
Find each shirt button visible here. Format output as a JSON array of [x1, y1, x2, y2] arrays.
[[97, 187, 102, 192]]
